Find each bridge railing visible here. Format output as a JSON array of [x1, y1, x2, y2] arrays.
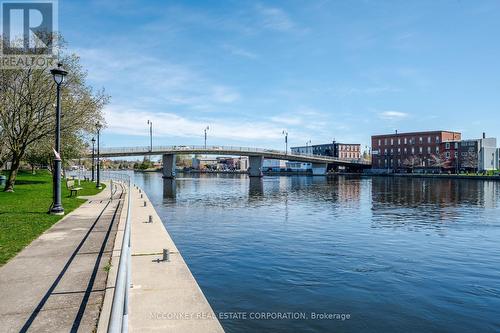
[[94, 145, 371, 165]]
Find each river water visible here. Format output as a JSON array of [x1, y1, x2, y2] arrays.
[[132, 173, 500, 333]]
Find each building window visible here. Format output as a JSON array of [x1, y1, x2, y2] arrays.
[[454, 152, 458, 158], [378, 139, 381, 146], [404, 138, 407, 144], [436, 147, 439, 153], [398, 138, 401, 145], [390, 148, 393, 154], [445, 152, 450, 158], [384, 139, 388, 145], [404, 148, 407, 153], [411, 147, 415, 154], [436, 136, 440, 143], [427, 137, 431, 143], [398, 148, 401, 153], [419, 137, 423, 144], [427, 147, 431, 154], [454, 142, 458, 149], [390, 139, 394, 145], [445, 142, 450, 149], [419, 147, 423, 154], [384, 149, 387, 154]]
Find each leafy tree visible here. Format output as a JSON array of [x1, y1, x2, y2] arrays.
[[0, 41, 109, 192], [402, 155, 422, 173]]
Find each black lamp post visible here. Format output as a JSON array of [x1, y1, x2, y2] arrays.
[[49, 63, 68, 215], [96, 122, 102, 189], [204, 126, 209, 149], [91, 137, 96, 182], [282, 130, 288, 155], [147, 120, 153, 153]]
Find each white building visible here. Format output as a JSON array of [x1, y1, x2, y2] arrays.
[[478, 137, 497, 171], [285, 161, 312, 171], [262, 159, 287, 171]]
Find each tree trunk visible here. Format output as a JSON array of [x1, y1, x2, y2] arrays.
[[4, 154, 21, 192]]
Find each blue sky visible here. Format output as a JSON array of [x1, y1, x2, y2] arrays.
[[60, 0, 500, 152]]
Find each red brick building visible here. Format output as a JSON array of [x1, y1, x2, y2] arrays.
[[371, 130, 461, 172]]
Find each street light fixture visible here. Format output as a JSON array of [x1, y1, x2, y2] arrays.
[[282, 130, 288, 155], [306, 140, 312, 155], [204, 126, 209, 149], [147, 120, 153, 153], [91, 137, 96, 182], [49, 63, 68, 215], [96, 121, 102, 189]]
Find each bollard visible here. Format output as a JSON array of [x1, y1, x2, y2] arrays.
[[139, 189, 141, 193], [163, 249, 170, 262], [144, 201, 147, 207], [148, 215, 153, 223]]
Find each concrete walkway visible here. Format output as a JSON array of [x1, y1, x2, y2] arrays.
[[0, 182, 124, 333], [98, 185, 224, 333]]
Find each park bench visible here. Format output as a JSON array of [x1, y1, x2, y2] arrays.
[[66, 180, 83, 197]]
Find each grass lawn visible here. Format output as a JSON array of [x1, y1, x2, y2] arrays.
[[0, 170, 105, 266]]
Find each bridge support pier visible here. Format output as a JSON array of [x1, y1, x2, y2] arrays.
[[311, 162, 327, 176], [248, 156, 264, 177], [162, 154, 176, 179]]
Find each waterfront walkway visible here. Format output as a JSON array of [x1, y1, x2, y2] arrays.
[[0, 183, 124, 333], [97, 185, 224, 333]]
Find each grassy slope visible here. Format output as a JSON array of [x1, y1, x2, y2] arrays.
[[0, 170, 105, 266]]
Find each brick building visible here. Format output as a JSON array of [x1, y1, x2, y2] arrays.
[[291, 141, 361, 160], [371, 130, 461, 172]]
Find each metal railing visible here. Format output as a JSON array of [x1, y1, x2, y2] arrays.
[[66, 170, 132, 332], [92, 145, 371, 165]]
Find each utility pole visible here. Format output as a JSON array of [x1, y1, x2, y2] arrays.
[[204, 126, 210, 149], [282, 130, 288, 155]]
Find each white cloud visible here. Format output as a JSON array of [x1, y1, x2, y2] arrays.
[[255, 4, 295, 32], [378, 111, 409, 120], [222, 44, 258, 59], [104, 106, 286, 141]]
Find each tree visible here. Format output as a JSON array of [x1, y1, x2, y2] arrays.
[[0, 44, 109, 191], [402, 155, 422, 173], [428, 152, 452, 170], [461, 152, 478, 172]]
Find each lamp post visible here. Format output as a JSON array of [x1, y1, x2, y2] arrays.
[[96, 122, 102, 189], [306, 140, 312, 155], [204, 126, 209, 149], [282, 130, 288, 155], [147, 120, 153, 153], [49, 63, 68, 215], [91, 137, 96, 182]]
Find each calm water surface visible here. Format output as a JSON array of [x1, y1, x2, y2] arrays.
[[133, 173, 500, 333]]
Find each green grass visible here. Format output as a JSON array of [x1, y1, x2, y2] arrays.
[[0, 170, 105, 266]]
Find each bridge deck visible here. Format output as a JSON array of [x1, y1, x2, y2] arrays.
[[90, 145, 370, 166]]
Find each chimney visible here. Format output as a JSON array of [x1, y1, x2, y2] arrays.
[[483, 132, 486, 139], [395, 129, 398, 134]]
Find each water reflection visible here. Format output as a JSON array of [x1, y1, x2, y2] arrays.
[[248, 177, 264, 198], [371, 177, 500, 230], [163, 178, 176, 199]]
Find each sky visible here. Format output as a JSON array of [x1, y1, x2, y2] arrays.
[[60, 0, 500, 152]]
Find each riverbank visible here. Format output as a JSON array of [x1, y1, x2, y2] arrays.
[[353, 172, 500, 181], [98, 183, 224, 332], [0, 170, 105, 265]]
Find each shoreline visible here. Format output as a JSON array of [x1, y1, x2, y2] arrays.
[[98, 183, 224, 332]]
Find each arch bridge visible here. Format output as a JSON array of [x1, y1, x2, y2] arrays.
[[93, 145, 371, 177]]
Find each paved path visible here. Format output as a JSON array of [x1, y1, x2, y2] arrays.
[[97, 184, 225, 333], [0, 182, 124, 333]]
